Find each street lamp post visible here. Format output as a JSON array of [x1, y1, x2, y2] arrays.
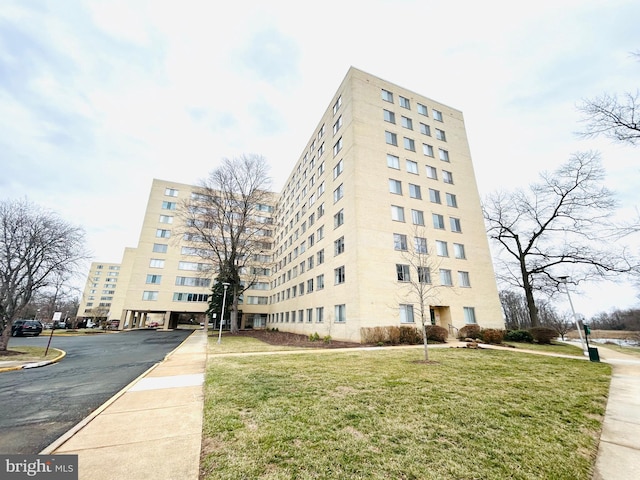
[[559, 276, 587, 355], [218, 282, 230, 344]]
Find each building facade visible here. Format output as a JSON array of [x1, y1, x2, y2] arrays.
[[76, 67, 504, 341]]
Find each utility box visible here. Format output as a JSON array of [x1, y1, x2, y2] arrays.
[[588, 347, 600, 362]]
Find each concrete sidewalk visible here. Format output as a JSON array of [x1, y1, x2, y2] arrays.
[[591, 345, 640, 480], [41, 329, 207, 480]]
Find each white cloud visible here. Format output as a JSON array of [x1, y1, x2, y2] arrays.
[[0, 0, 638, 315]]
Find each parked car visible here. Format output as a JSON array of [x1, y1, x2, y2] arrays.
[[147, 322, 159, 328], [12, 320, 43, 337]]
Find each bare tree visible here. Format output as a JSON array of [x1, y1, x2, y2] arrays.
[[578, 53, 640, 146], [483, 152, 638, 327], [398, 229, 443, 362], [179, 155, 274, 334], [499, 290, 530, 330], [0, 199, 87, 351]]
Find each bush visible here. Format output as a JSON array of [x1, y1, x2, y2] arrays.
[[425, 325, 448, 343], [399, 326, 422, 344], [458, 324, 481, 340], [323, 335, 332, 344], [308, 332, 320, 342], [481, 328, 505, 344], [529, 327, 557, 344], [505, 330, 534, 343]]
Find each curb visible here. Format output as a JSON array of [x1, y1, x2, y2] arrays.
[[0, 349, 66, 372]]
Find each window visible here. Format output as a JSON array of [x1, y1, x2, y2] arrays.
[[308, 233, 315, 247], [383, 109, 396, 123], [426, 165, 438, 179], [401, 116, 413, 129], [420, 123, 431, 136], [396, 264, 410, 282], [423, 144, 434, 157], [156, 229, 171, 238], [414, 237, 427, 253], [142, 291, 158, 301], [146, 274, 162, 284], [333, 138, 342, 156], [439, 149, 450, 162], [317, 249, 325, 264], [317, 274, 325, 289], [159, 215, 173, 224], [172, 292, 209, 302], [391, 205, 405, 222], [318, 161, 325, 175], [387, 154, 400, 169], [446, 193, 458, 207], [385, 131, 398, 146], [435, 129, 447, 142], [450, 217, 462, 232], [316, 306, 324, 323], [382, 89, 393, 103], [394, 233, 408, 251], [433, 213, 445, 229], [433, 109, 443, 122], [418, 267, 431, 284], [411, 209, 425, 225], [334, 209, 344, 228], [404, 137, 415, 151], [443, 170, 454, 184], [175, 276, 211, 287], [307, 278, 314, 293], [333, 159, 343, 178], [464, 307, 477, 324], [436, 240, 449, 257], [307, 308, 313, 323], [429, 188, 441, 204], [165, 188, 178, 197], [333, 115, 342, 134], [400, 304, 415, 323], [335, 266, 345, 284], [399, 96, 410, 109], [403, 160, 417, 174], [417, 103, 428, 116], [335, 304, 346, 323], [459, 271, 471, 287], [334, 184, 344, 203], [440, 269, 453, 286], [153, 243, 168, 253], [317, 225, 324, 239], [454, 243, 466, 259], [178, 261, 210, 271], [333, 95, 342, 114], [149, 259, 165, 268], [409, 184, 422, 199], [389, 179, 402, 194], [334, 236, 345, 256], [162, 201, 176, 210]]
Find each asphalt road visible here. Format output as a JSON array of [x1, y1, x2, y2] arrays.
[[0, 329, 193, 454]]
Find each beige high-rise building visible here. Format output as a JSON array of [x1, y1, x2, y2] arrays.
[[76, 67, 504, 341]]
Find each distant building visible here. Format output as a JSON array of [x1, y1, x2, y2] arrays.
[[77, 262, 121, 324], [76, 67, 504, 341]]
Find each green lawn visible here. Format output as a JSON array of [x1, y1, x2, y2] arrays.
[[201, 347, 610, 480], [502, 341, 585, 356]]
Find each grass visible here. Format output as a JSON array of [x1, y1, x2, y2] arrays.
[[594, 343, 640, 358], [0, 346, 62, 362], [208, 334, 305, 354], [502, 341, 585, 356], [201, 347, 611, 480]]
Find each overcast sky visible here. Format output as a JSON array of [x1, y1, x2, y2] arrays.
[[1, 0, 638, 317]]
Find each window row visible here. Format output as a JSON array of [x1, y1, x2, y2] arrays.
[[400, 305, 476, 324], [388, 179, 458, 206], [395, 264, 471, 287], [390, 206, 462, 231], [381, 89, 444, 122], [385, 131, 449, 160], [393, 235, 466, 259], [268, 304, 346, 324]]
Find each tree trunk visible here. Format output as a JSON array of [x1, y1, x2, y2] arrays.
[[422, 321, 429, 362], [0, 323, 12, 352], [230, 287, 239, 334], [521, 265, 539, 327]]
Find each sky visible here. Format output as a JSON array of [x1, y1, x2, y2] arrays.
[[1, 0, 638, 318]]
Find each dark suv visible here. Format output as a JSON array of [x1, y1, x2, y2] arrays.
[[11, 320, 43, 337]]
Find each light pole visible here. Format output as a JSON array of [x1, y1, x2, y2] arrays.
[[559, 276, 587, 355], [218, 282, 230, 344]]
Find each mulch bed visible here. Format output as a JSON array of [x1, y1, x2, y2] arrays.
[[235, 329, 363, 349]]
